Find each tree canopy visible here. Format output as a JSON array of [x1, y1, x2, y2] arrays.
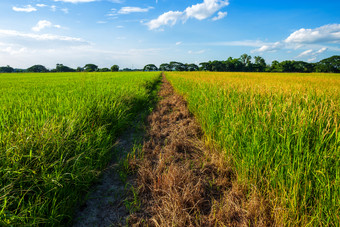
[[111, 65, 119, 72], [0, 65, 14, 73], [53, 64, 76, 72], [143, 64, 158, 71], [84, 64, 98, 72], [27, 65, 48, 73]]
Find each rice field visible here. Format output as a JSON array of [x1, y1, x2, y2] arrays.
[[166, 72, 340, 226], [0, 71, 161, 226]]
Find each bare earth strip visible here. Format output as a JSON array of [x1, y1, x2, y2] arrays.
[[73, 123, 143, 226], [129, 75, 274, 226]]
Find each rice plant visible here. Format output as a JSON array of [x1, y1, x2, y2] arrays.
[[166, 72, 340, 226], [0, 71, 161, 226]]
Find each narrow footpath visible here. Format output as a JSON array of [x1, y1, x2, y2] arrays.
[[73, 74, 273, 226], [129, 75, 273, 226]]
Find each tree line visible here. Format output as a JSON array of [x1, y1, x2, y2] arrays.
[[0, 64, 120, 73], [1, 55, 339, 73], [143, 55, 340, 73]]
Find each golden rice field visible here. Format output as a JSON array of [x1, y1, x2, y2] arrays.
[[166, 72, 340, 226]]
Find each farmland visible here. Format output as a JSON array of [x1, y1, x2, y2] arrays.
[[166, 72, 340, 225], [1, 71, 339, 226], [0, 72, 161, 225]]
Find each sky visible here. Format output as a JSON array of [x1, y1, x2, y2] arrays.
[[0, 0, 340, 69]]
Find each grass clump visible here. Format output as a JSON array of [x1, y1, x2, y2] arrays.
[[0, 72, 161, 226]]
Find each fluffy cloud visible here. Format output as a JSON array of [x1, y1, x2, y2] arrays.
[[296, 47, 328, 58], [32, 20, 61, 32], [12, 5, 37, 12], [118, 7, 153, 14], [147, 11, 185, 30], [296, 49, 313, 58], [147, 0, 229, 30], [36, 4, 48, 7], [316, 47, 328, 54], [252, 42, 283, 53], [185, 0, 229, 20], [285, 24, 340, 44], [212, 11, 227, 21]]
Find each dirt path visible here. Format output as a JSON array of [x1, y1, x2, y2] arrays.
[[73, 123, 143, 226], [73, 75, 273, 226], [129, 75, 273, 226]]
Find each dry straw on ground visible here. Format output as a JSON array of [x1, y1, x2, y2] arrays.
[[129, 75, 274, 226]]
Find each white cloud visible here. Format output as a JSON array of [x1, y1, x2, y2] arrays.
[[0, 43, 27, 55], [116, 25, 124, 28], [147, 11, 185, 30], [51, 5, 57, 12], [296, 47, 328, 59], [185, 0, 229, 20], [212, 11, 227, 21], [176, 41, 182, 45], [0, 29, 86, 43], [118, 6, 153, 14], [32, 20, 61, 32], [308, 57, 316, 62], [252, 42, 283, 53], [285, 24, 340, 44], [188, 49, 205, 54], [36, 4, 48, 7], [296, 49, 313, 58], [54, 0, 97, 3], [146, 0, 229, 30], [12, 5, 37, 12], [316, 47, 327, 54]]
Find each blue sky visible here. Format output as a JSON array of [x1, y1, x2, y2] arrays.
[[0, 0, 339, 69]]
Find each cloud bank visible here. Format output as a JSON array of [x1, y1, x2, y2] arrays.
[[252, 24, 340, 59]]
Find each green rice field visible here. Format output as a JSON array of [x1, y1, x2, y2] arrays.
[[0, 72, 160, 225]]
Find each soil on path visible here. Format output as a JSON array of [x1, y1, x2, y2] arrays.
[[129, 75, 274, 226], [72, 125, 142, 226], [73, 74, 274, 227]]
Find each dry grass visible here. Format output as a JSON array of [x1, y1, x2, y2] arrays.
[[129, 75, 275, 226]]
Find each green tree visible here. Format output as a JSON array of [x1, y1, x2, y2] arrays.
[[199, 62, 212, 71], [210, 60, 226, 72], [55, 64, 75, 72], [159, 63, 171, 71], [186, 63, 199, 71], [169, 61, 187, 71], [111, 65, 119, 72], [99, 68, 110, 72], [0, 65, 14, 73], [315, 55, 340, 73], [240, 54, 252, 71], [27, 65, 48, 73], [253, 56, 267, 72], [269, 60, 281, 72], [84, 64, 98, 72], [143, 64, 158, 71]]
